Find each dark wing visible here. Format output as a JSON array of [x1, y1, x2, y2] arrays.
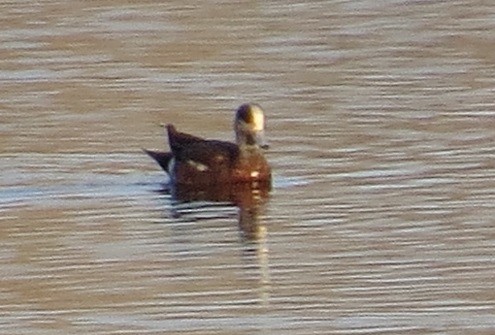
[[175, 140, 240, 169], [167, 124, 240, 169], [167, 124, 205, 152]]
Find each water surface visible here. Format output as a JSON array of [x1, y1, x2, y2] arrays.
[[1, 1, 494, 334]]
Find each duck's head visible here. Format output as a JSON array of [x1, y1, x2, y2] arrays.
[[234, 103, 269, 149]]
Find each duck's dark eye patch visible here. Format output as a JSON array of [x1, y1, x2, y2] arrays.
[[236, 104, 254, 124]]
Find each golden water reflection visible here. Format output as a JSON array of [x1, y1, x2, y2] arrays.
[[167, 182, 271, 241]]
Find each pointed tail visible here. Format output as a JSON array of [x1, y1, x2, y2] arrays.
[[143, 149, 173, 174]]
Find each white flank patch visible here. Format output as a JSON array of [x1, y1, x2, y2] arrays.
[[187, 160, 209, 172], [167, 157, 176, 174], [251, 171, 260, 178]]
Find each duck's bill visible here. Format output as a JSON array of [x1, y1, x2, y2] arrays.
[[255, 130, 270, 149]]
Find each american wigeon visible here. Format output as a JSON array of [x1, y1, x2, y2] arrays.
[[144, 103, 271, 186]]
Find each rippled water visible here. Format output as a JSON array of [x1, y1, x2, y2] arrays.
[[1, 1, 494, 334]]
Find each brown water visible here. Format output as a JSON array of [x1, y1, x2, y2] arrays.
[[1, 1, 494, 334]]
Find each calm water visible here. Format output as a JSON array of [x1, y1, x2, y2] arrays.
[[1, 1, 494, 334]]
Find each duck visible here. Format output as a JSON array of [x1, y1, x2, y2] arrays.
[[144, 103, 271, 186]]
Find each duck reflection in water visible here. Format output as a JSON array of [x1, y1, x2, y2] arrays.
[[156, 181, 272, 305], [168, 182, 270, 241], [144, 103, 272, 240]]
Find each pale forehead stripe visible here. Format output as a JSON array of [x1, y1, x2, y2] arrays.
[[251, 106, 265, 131]]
